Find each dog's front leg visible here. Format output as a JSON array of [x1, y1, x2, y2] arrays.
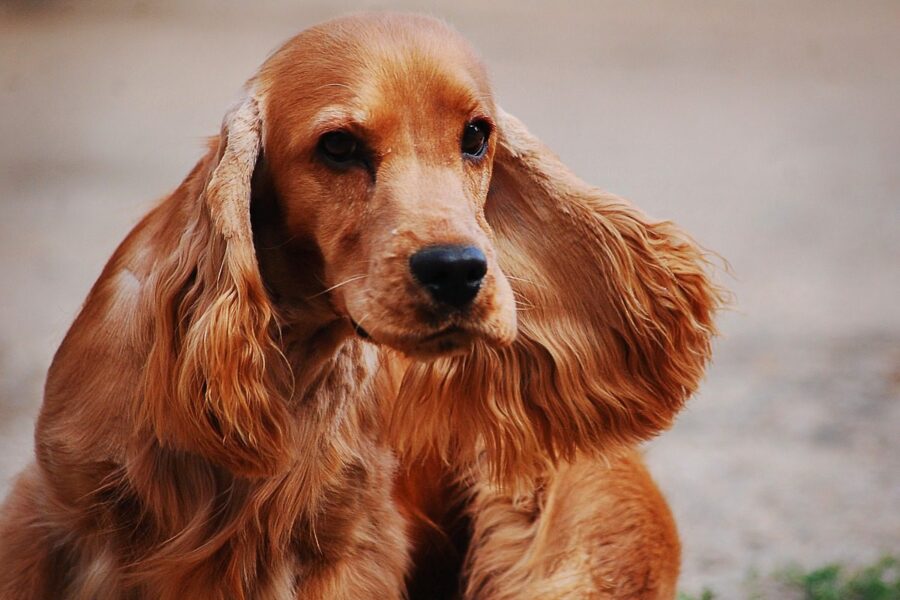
[[463, 450, 680, 600]]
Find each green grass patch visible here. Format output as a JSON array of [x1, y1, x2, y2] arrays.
[[679, 555, 900, 600], [781, 556, 900, 600]]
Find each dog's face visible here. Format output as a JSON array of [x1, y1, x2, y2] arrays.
[[141, 13, 720, 477], [258, 16, 516, 358]]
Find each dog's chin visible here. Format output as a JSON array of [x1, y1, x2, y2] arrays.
[[353, 324, 474, 360], [351, 319, 516, 360], [400, 326, 478, 359]]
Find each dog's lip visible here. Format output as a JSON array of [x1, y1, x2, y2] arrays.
[[349, 319, 467, 344], [421, 325, 466, 341], [349, 319, 371, 339]]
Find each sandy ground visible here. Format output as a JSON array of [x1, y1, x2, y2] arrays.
[[1, 1, 898, 595]]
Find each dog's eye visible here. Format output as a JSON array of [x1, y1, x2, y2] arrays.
[[318, 131, 360, 165], [461, 120, 490, 158]]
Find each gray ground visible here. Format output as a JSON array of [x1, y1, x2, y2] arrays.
[[1, 1, 898, 596]]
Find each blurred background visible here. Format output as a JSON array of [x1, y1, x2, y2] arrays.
[[1, 0, 898, 596]]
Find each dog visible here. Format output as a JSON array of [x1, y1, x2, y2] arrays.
[[0, 13, 722, 599]]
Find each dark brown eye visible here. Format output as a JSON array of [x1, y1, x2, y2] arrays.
[[461, 120, 490, 158], [318, 131, 359, 165]]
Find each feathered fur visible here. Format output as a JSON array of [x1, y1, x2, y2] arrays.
[[0, 13, 722, 600], [392, 110, 723, 486]]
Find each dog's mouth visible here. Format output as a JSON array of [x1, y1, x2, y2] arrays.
[[341, 270, 518, 357]]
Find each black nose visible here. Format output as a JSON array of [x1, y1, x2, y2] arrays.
[[409, 245, 488, 309]]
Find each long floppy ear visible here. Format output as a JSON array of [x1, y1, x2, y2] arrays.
[[139, 93, 293, 477], [393, 109, 725, 484]]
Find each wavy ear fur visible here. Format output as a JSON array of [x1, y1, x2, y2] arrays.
[[394, 109, 725, 483], [140, 94, 293, 477]]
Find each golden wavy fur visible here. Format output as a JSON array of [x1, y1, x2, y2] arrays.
[[391, 111, 720, 485], [0, 13, 723, 600]]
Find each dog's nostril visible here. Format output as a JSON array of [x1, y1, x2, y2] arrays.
[[409, 245, 487, 309], [467, 261, 487, 283]]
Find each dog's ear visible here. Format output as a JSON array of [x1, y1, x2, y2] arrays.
[[394, 109, 724, 484], [140, 93, 293, 477]]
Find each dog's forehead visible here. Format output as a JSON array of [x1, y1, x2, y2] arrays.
[[259, 14, 493, 149], [262, 16, 489, 101]]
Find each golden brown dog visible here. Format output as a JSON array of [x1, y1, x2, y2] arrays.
[[0, 14, 722, 599]]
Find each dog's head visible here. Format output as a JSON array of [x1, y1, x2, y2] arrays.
[[254, 14, 515, 358], [142, 14, 724, 480]]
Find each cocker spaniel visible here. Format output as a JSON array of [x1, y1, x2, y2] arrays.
[[0, 13, 722, 600]]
